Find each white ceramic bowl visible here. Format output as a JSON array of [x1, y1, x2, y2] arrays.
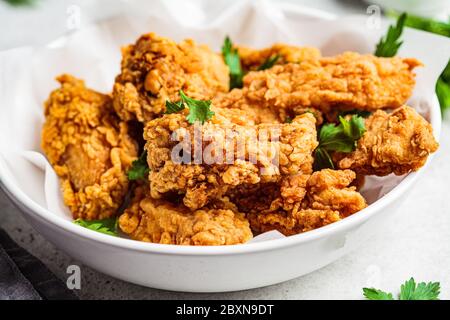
[[0, 4, 442, 292]]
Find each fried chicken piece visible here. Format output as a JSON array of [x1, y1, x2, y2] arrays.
[[234, 52, 421, 119], [113, 33, 229, 122], [144, 112, 317, 210], [42, 74, 138, 219], [212, 90, 281, 125], [237, 43, 321, 71], [118, 186, 252, 245], [231, 169, 366, 235], [336, 106, 439, 176], [213, 89, 324, 125]]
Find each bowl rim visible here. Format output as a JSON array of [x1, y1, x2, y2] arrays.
[[0, 4, 443, 256]]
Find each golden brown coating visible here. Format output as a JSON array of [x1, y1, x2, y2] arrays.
[[113, 33, 229, 122], [118, 187, 252, 245], [236, 52, 421, 119], [336, 106, 439, 176], [205, 44, 320, 125], [40, 32, 438, 245], [42, 74, 138, 219], [212, 89, 281, 125], [213, 89, 324, 125], [232, 169, 366, 235], [144, 112, 317, 210], [237, 43, 321, 71]]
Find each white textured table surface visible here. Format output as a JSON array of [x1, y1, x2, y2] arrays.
[[0, 0, 449, 300]]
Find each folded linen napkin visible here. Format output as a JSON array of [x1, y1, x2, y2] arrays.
[[0, 228, 78, 300]]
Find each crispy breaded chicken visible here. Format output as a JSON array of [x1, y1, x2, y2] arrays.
[[237, 43, 321, 71], [118, 186, 252, 245], [41, 31, 439, 245], [212, 90, 281, 125], [232, 169, 366, 235], [213, 89, 324, 125], [335, 106, 439, 176], [228, 52, 421, 120], [144, 112, 317, 210], [42, 74, 138, 219], [113, 33, 230, 122]]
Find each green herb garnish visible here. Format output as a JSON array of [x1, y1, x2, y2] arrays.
[[436, 60, 450, 115], [385, 12, 450, 115], [222, 36, 244, 89], [258, 54, 280, 70], [165, 100, 185, 114], [3, 0, 37, 6], [127, 150, 149, 181], [181, 91, 215, 124], [375, 13, 407, 57], [314, 115, 366, 170], [74, 217, 118, 236], [339, 110, 372, 118], [364, 278, 440, 300], [387, 10, 450, 37], [363, 288, 394, 300], [165, 90, 215, 124]]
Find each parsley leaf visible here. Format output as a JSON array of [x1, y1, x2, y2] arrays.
[[399, 278, 440, 300], [364, 278, 441, 300], [165, 100, 185, 114], [164, 91, 215, 124], [314, 115, 366, 170], [314, 147, 334, 171], [375, 13, 407, 57], [127, 150, 149, 181], [222, 36, 244, 89], [363, 288, 394, 300], [180, 90, 215, 124], [74, 217, 118, 236], [258, 54, 280, 70]]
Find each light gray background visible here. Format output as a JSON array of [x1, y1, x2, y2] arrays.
[[0, 0, 449, 299]]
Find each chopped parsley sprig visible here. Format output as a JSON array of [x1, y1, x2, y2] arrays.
[[314, 115, 366, 170], [375, 12, 406, 57], [165, 100, 184, 114], [222, 36, 244, 89], [221, 37, 284, 88], [258, 54, 280, 70], [127, 150, 149, 181], [381, 12, 449, 115], [363, 278, 440, 300], [74, 217, 118, 236], [165, 90, 215, 124]]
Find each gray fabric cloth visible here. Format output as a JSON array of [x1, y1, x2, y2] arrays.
[[0, 245, 41, 300], [0, 228, 78, 300]]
